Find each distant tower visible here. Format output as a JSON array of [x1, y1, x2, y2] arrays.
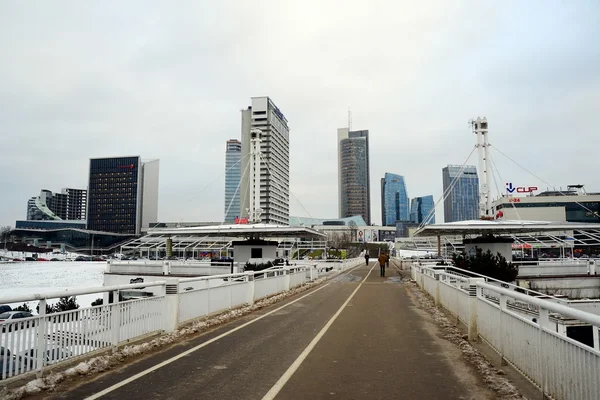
[[338, 128, 371, 224], [381, 173, 409, 226], [239, 97, 290, 225], [442, 165, 479, 222], [224, 139, 242, 223]]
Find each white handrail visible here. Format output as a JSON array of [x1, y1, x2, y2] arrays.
[[0, 281, 167, 304], [477, 281, 600, 327]]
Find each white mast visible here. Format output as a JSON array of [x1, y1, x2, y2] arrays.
[[472, 117, 492, 218], [247, 128, 263, 223]]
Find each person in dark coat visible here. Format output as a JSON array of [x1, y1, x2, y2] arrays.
[[364, 252, 369, 265]]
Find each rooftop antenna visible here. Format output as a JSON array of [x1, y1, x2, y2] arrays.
[[348, 108, 352, 131]]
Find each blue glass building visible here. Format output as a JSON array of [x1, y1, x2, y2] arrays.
[[224, 139, 242, 223], [442, 165, 479, 222], [410, 195, 435, 224], [381, 173, 409, 226]]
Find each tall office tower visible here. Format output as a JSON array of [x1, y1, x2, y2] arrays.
[[26, 188, 87, 221], [338, 128, 371, 225], [381, 173, 409, 226], [63, 188, 87, 220], [410, 195, 435, 224], [87, 156, 159, 234], [224, 139, 242, 223], [442, 165, 479, 222], [239, 97, 290, 225]]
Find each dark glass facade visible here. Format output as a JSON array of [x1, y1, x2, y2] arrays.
[[224, 139, 242, 223], [88, 156, 141, 234], [442, 165, 479, 222], [11, 228, 134, 252], [410, 195, 435, 224], [339, 130, 370, 225], [381, 173, 409, 226]]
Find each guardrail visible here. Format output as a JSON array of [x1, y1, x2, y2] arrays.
[[0, 258, 363, 383], [411, 263, 600, 400]]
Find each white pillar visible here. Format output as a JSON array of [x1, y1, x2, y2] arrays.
[[164, 278, 180, 333], [283, 268, 291, 291], [246, 272, 255, 306], [468, 278, 485, 341], [111, 290, 120, 350], [36, 299, 47, 376]]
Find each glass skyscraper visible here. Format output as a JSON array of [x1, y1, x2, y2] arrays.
[[380, 173, 409, 226], [410, 195, 435, 224], [224, 139, 242, 223], [338, 129, 371, 225], [442, 165, 479, 222]]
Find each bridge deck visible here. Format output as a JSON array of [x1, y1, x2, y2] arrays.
[[45, 261, 495, 400]]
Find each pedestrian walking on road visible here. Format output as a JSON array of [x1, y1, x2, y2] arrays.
[[364, 252, 370, 266], [385, 253, 390, 269], [378, 252, 387, 277]]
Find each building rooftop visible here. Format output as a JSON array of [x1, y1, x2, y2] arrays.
[[414, 219, 600, 237]]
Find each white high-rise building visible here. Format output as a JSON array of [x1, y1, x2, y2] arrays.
[[240, 97, 290, 225]]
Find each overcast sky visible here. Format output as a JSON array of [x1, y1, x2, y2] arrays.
[[1, 1, 599, 228]]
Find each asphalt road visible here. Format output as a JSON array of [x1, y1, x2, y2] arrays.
[[45, 261, 495, 400]]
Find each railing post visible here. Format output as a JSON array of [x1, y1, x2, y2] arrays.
[[283, 268, 291, 291], [467, 278, 485, 341], [434, 273, 440, 307], [247, 272, 255, 306], [164, 278, 180, 333], [111, 290, 120, 351], [499, 293, 507, 366], [36, 299, 47, 377], [538, 307, 549, 399]]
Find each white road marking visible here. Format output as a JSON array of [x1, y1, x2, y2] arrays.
[[262, 264, 375, 400], [84, 263, 365, 400]]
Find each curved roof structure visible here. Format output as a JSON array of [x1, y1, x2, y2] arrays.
[[414, 219, 600, 237]]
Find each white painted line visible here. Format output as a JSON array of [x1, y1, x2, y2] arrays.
[[85, 262, 365, 400], [262, 264, 375, 400]]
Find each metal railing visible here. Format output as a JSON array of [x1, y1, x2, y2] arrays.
[[1, 258, 364, 382], [412, 263, 600, 400]]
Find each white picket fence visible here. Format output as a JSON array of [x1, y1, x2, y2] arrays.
[[411, 263, 600, 400], [0, 258, 363, 382]]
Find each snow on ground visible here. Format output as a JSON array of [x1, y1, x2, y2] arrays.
[[0, 271, 338, 400], [0, 261, 106, 310], [403, 278, 527, 400]]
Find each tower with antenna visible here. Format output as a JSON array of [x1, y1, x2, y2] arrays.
[[471, 117, 492, 218]]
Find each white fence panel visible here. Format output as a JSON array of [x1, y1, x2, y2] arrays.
[[178, 287, 209, 323], [230, 282, 251, 308], [208, 285, 232, 315], [254, 276, 280, 300], [118, 297, 165, 342], [290, 270, 305, 288]]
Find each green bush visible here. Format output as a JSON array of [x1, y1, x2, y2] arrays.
[[14, 303, 32, 313], [451, 249, 518, 283]]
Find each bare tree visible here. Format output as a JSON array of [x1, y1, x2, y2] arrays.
[[348, 221, 358, 242], [0, 225, 11, 244]]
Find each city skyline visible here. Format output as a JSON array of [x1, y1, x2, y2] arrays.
[[1, 2, 599, 228]]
